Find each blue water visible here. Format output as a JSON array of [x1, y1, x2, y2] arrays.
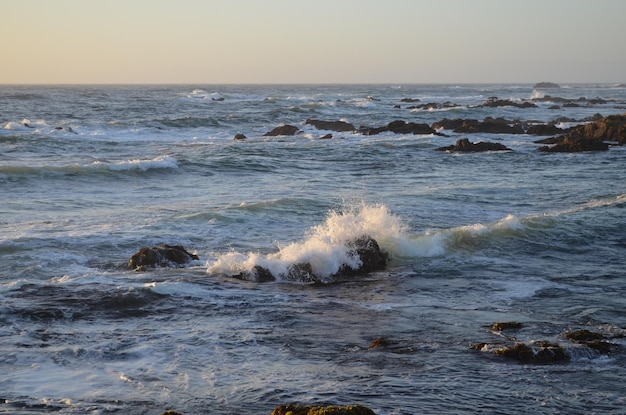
[[1, 84, 626, 414]]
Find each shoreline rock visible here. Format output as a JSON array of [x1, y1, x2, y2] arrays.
[[264, 124, 300, 136], [305, 119, 356, 132], [536, 113, 626, 152]]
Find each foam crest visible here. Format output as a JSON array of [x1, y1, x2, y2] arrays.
[[90, 155, 178, 171]]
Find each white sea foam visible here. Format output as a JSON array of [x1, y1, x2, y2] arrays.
[[90, 155, 178, 171], [206, 205, 529, 280]]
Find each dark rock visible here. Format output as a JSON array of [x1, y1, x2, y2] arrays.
[[565, 329, 616, 354], [233, 265, 276, 283], [234, 133, 247, 140], [360, 120, 435, 135], [263, 125, 300, 136], [305, 119, 356, 132], [271, 404, 376, 415], [526, 124, 563, 136], [369, 337, 392, 348], [129, 244, 199, 270], [491, 322, 523, 331], [320, 134, 333, 139], [538, 137, 609, 152], [494, 341, 569, 364], [481, 97, 537, 109], [534, 81, 561, 89], [435, 138, 511, 152], [400, 97, 421, 103], [336, 235, 388, 276], [160, 411, 185, 415]]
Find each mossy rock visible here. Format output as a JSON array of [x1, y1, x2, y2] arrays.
[[491, 322, 523, 331], [494, 341, 569, 364], [270, 403, 376, 415], [565, 329, 615, 354]]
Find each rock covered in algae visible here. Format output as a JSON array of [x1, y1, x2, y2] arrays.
[[494, 341, 569, 364], [270, 404, 376, 415]]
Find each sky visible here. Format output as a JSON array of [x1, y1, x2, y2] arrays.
[[2, 0, 625, 84]]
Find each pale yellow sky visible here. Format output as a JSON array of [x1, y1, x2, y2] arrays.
[[2, 0, 625, 84]]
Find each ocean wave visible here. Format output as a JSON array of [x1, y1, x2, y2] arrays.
[[0, 156, 178, 178]]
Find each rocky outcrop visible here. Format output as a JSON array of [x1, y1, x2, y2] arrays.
[[271, 404, 376, 415], [435, 138, 510, 152], [233, 235, 388, 283], [536, 113, 626, 152], [565, 329, 617, 354], [129, 244, 199, 270], [432, 117, 524, 134], [359, 120, 435, 135], [264, 125, 300, 136], [526, 124, 563, 136], [305, 119, 356, 132], [534, 81, 561, 89], [480, 97, 537, 109]]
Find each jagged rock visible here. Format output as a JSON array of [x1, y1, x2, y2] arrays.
[[432, 117, 524, 134], [565, 329, 617, 354], [526, 124, 563, 136], [360, 120, 435, 135], [435, 138, 510, 152], [494, 341, 569, 364], [234, 133, 247, 140], [264, 125, 300, 136], [305, 119, 356, 132], [481, 97, 537, 109], [538, 137, 609, 152], [270, 404, 376, 415], [233, 265, 276, 282], [129, 244, 199, 270]]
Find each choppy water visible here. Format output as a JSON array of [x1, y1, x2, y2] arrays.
[[1, 84, 626, 414]]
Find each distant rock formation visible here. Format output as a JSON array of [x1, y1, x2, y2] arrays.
[[431, 117, 524, 134], [536, 113, 626, 152], [534, 81, 561, 89], [435, 138, 511, 152], [480, 97, 537, 109]]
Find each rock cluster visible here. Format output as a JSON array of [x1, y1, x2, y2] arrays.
[[435, 138, 510, 152], [271, 404, 376, 415], [537, 113, 626, 152]]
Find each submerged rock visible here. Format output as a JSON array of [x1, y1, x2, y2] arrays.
[[491, 322, 523, 331], [128, 244, 199, 271], [565, 329, 617, 354], [494, 341, 569, 364], [435, 138, 511, 152], [270, 404, 376, 415]]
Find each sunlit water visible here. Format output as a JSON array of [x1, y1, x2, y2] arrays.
[[1, 84, 625, 414]]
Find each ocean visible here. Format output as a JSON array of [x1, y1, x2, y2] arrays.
[[1, 84, 625, 414]]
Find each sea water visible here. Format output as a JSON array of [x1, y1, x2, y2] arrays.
[[1, 84, 626, 414]]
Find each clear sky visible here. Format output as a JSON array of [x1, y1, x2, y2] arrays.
[[2, 0, 625, 84]]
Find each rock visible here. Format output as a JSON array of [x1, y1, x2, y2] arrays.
[[336, 235, 388, 276], [565, 329, 616, 354], [369, 337, 392, 348], [234, 133, 247, 140], [231, 236, 387, 283], [400, 97, 421, 103], [160, 411, 184, 415], [534, 81, 561, 89], [435, 138, 511, 152], [305, 119, 356, 132], [538, 137, 609, 152], [270, 404, 376, 415], [481, 97, 537, 109], [360, 120, 435, 135], [264, 125, 300, 136], [320, 134, 333, 139], [491, 322, 523, 331], [432, 117, 524, 134], [494, 341, 569, 364], [233, 265, 276, 283], [129, 244, 199, 270], [526, 124, 563, 136]]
